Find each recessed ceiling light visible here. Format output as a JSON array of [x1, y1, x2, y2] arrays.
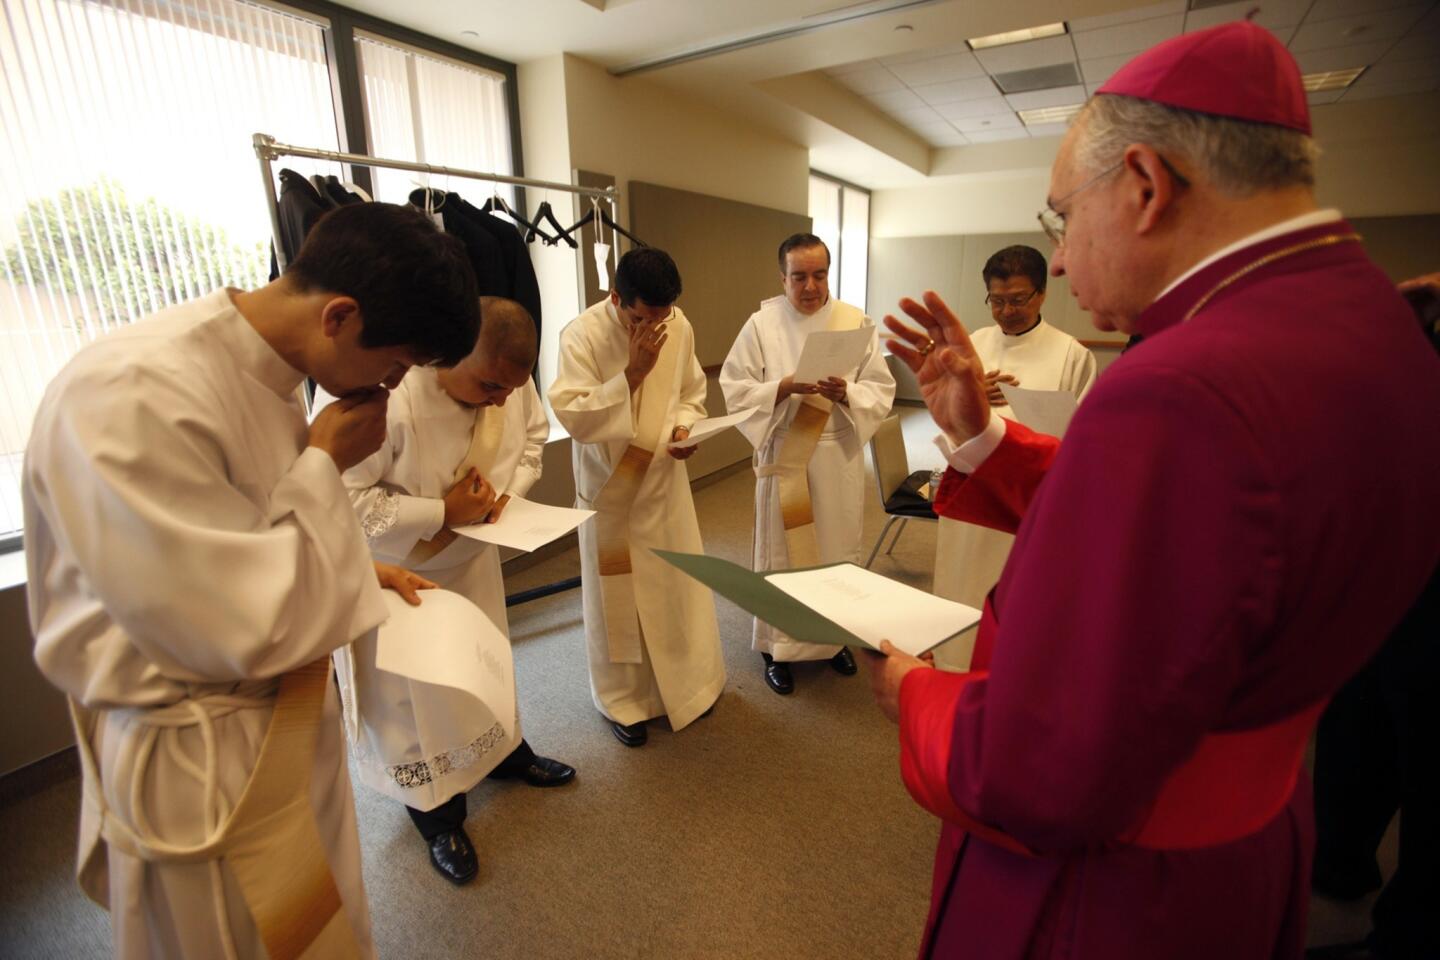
[[1017, 103, 1084, 126], [1301, 67, 1365, 92], [967, 22, 1066, 50]]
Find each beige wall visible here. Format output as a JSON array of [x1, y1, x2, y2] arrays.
[[870, 92, 1440, 240], [869, 216, 1440, 400]]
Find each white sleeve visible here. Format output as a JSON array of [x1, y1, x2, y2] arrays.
[[505, 381, 549, 500], [27, 365, 386, 686], [547, 323, 637, 445], [719, 315, 784, 451], [934, 416, 1007, 474]]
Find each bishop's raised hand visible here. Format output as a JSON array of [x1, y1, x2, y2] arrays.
[[884, 291, 990, 446]]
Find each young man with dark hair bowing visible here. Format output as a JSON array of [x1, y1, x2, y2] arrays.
[[23, 203, 479, 959], [549, 248, 726, 747], [340, 296, 575, 886], [720, 233, 894, 694], [868, 23, 1440, 959]]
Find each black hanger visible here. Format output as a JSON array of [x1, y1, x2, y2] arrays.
[[530, 201, 578, 248], [601, 210, 647, 248], [480, 195, 552, 242]]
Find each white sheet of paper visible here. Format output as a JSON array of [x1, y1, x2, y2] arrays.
[[999, 384, 1079, 438], [451, 496, 595, 552], [764, 563, 982, 657], [791, 326, 874, 385], [669, 408, 761, 449], [374, 589, 515, 727]]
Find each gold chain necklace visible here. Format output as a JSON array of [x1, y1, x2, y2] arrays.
[[1181, 232, 1363, 324]]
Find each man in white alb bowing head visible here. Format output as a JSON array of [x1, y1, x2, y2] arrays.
[[549, 247, 726, 748], [719, 233, 895, 695], [340, 296, 575, 887], [22, 202, 479, 960], [930, 244, 1095, 671]]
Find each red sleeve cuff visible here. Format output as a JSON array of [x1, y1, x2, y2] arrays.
[[933, 421, 1060, 533]]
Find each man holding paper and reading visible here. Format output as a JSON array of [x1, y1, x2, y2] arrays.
[[549, 248, 726, 748], [720, 233, 895, 695], [340, 296, 575, 886], [931, 245, 1094, 671], [868, 22, 1440, 960]]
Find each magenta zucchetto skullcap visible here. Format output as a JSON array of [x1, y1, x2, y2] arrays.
[[1096, 20, 1311, 134]]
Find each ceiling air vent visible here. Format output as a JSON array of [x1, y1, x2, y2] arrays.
[[992, 63, 1082, 95]]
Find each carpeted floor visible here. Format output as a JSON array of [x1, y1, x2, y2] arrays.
[[0, 405, 1394, 958]]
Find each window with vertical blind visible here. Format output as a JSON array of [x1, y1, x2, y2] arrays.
[[807, 172, 870, 312], [355, 33, 516, 209], [0, 0, 520, 549]]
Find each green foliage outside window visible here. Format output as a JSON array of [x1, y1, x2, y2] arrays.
[[3, 179, 266, 328]]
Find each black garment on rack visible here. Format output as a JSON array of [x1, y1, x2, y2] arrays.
[[409, 189, 508, 300], [320, 175, 364, 207], [451, 196, 543, 353], [269, 168, 330, 279]]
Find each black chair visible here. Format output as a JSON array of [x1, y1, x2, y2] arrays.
[[865, 414, 937, 568]]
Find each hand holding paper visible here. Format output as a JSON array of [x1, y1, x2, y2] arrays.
[[791, 327, 873, 385], [668, 408, 761, 450], [453, 497, 595, 552]]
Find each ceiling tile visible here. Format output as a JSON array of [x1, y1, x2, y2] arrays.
[[965, 127, 1032, 143], [1024, 121, 1073, 137], [1305, 0, 1429, 23], [1357, 55, 1440, 84], [924, 128, 972, 147], [1288, 7, 1429, 53], [835, 63, 905, 95], [1340, 75, 1440, 98], [1306, 88, 1348, 104], [1070, 1, 1185, 33], [1182, 0, 1311, 31], [1004, 84, 1087, 111], [865, 88, 927, 111], [888, 51, 987, 87], [1294, 41, 1394, 73], [892, 104, 947, 126], [912, 75, 1001, 105], [933, 96, 1014, 121], [1080, 53, 1133, 85], [880, 41, 974, 67], [972, 34, 1076, 74], [1383, 32, 1440, 61], [1073, 15, 1184, 60], [953, 112, 1025, 132]]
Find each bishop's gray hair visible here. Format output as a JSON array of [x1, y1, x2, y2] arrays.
[[1074, 94, 1320, 197]]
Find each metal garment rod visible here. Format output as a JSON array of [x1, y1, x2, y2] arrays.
[[254, 132, 618, 269]]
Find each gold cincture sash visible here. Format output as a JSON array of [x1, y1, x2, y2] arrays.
[[72, 658, 362, 959], [592, 325, 682, 663]]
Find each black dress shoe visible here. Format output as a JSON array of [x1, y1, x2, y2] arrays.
[[830, 647, 858, 676], [764, 658, 794, 695], [611, 719, 647, 747], [487, 751, 576, 788], [427, 829, 478, 886]]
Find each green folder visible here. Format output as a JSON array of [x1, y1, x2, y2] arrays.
[[654, 550, 974, 655]]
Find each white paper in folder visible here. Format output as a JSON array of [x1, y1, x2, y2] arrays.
[[998, 383, 1079, 438], [374, 589, 515, 728]]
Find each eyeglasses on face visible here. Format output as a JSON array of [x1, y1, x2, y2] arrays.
[[985, 289, 1041, 310], [1036, 154, 1191, 246]]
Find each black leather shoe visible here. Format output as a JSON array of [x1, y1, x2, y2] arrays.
[[516, 755, 576, 787], [764, 658, 794, 695], [427, 829, 478, 886], [611, 719, 647, 747], [830, 647, 858, 676]]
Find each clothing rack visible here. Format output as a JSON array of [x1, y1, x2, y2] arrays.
[[253, 133, 619, 270]]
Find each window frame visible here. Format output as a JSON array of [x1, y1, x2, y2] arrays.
[[808, 169, 871, 310], [0, 0, 525, 556]]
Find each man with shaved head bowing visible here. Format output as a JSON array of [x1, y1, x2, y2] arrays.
[[867, 21, 1440, 960], [341, 296, 575, 887]]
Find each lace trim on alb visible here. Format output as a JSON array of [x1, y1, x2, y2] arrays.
[[360, 491, 401, 541], [518, 453, 542, 476], [385, 722, 508, 788]]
